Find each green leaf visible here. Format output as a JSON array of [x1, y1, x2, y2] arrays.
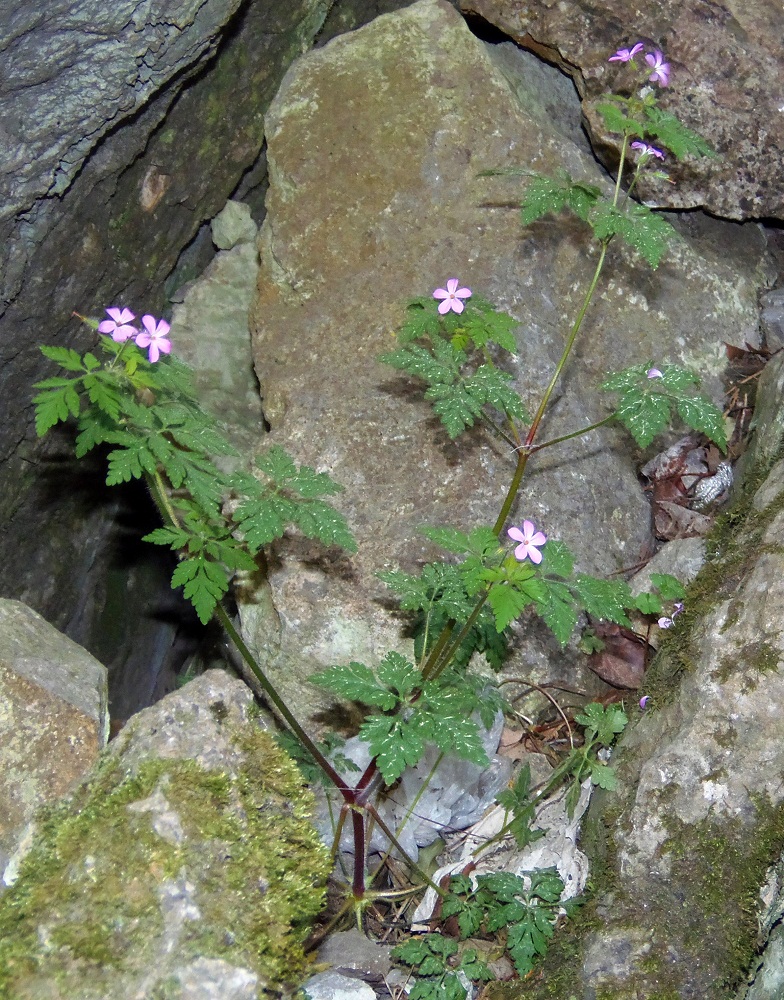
[[487, 583, 533, 632], [599, 363, 651, 393], [594, 98, 645, 139], [82, 373, 122, 422], [396, 300, 442, 344], [359, 713, 426, 785], [40, 345, 86, 372], [425, 709, 489, 769], [534, 579, 578, 646], [573, 575, 633, 625], [33, 384, 82, 435], [463, 364, 529, 422], [142, 526, 190, 550], [419, 526, 473, 554], [169, 424, 239, 459], [589, 200, 675, 268], [575, 702, 628, 745], [170, 555, 229, 624], [590, 761, 618, 790], [293, 499, 357, 551], [634, 591, 662, 615], [650, 573, 686, 600], [106, 442, 157, 484], [676, 396, 728, 452], [613, 387, 672, 448], [540, 539, 574, 579], [309, 661, 401, 710], [377, 650, 420, 700], [458, 298, 519, 353], [643, 106, 718, 160], [459, 953, 493, 983], [520, 172, 599, 226], [232, 494, 297, 549]]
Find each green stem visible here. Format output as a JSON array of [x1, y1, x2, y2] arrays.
[[142, 472, 348, 793], [427, 588, 490, 683], [215, 604, 348, 790], [525, 414, 617, 454]]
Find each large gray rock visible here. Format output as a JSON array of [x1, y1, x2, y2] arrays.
[[244, 0, 773, 715], [458, 0, 784, 221], [0, 669, 330, 999], [0, 599, 108, 889]]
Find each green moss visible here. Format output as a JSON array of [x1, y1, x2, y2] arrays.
[[0, 723, 330, 998], [658, 797, 784, 991]]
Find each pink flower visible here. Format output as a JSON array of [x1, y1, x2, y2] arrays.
[[433, 278, 472, 315], [639, 695, 651, 710], [135, 315, 172, 363], [609, 42, 643, 63], [631, 141, 665, 161], [98, 307, 138, 342], [645, 50, 670, 86], [508, 520, 547, 564], [646, 368, 664, 379]]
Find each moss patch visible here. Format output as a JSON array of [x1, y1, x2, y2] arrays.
[[0, 724, 330, 999]]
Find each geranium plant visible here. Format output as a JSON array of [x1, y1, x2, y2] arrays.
[[33, 39, 719, 984]]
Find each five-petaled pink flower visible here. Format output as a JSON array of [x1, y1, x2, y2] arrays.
[[508, 520, 547, 564], [433, 278, 472, 315], [645, 50, 670, 86], [135, 315, 172, 363], [646, 367, 664, 379], [609, 42, 643, 63], [632, 141, 665, 161], [98, 307, 138, 342]]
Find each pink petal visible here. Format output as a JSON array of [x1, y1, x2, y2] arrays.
[[142, 314, 157, 335], [456, 287, 472, 299], [450, 298, 465, 314], [135, 331, 151, 348], [508, 526, 525, 544], [530, 532, 547, 547], [445, 278, 459, 294], [433, 288, 449, 299], [527, 546, 543, 565], [437, 298, 452, 315]]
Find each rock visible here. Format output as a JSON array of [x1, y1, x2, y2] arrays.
[[316, 928, 394, 979], [212, 200, 259, 251], [761, 287, 784, 351], [0, 0, 337, 670], [169, 239, 266, 459], [0, 600, 108, 889], [0, 669, 330, 998], [521, 360, 784, 996], [304, 970, 378, 1000], [458, 0, 784, 221], [244, 0, 773, 714]]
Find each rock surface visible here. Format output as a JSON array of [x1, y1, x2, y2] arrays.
[[0, 0, 335, 669], [458, 0, 784, 221], [0, 669, 329, 999], [506, 350, 784, 997], [245, 0, 773, 714], [0, 599, 108, 889]]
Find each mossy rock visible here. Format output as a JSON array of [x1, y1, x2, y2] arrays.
[[0, 670, 330, 999]]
